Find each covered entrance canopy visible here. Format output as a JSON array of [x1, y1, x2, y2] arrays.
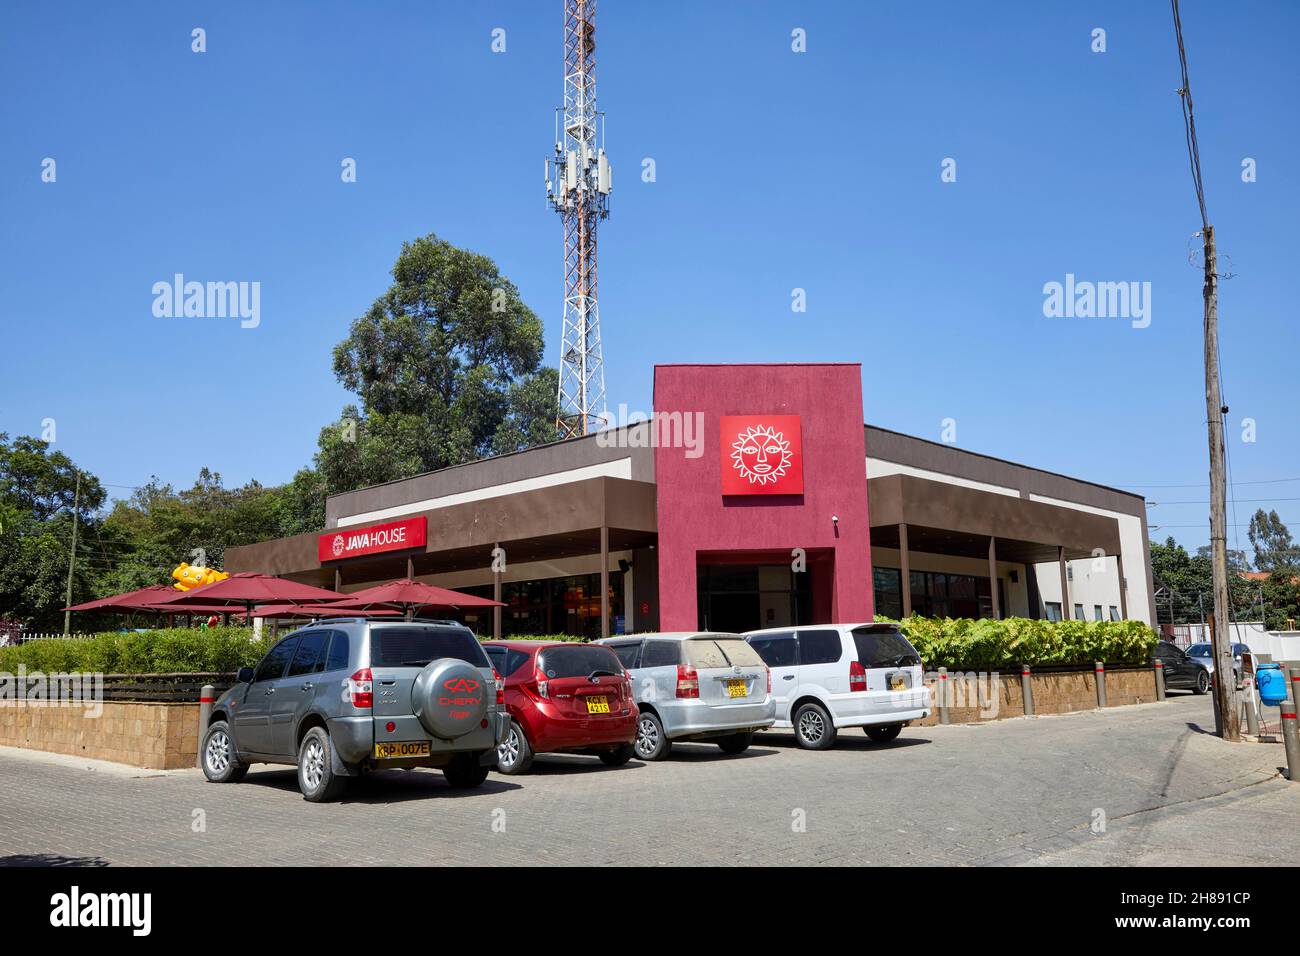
[[867, 474, 1126, 620]]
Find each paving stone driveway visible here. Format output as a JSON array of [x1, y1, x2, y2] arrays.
[[0, 693, 1295, 866]]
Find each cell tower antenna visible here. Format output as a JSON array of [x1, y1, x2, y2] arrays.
[[547, 0, 612, 438]]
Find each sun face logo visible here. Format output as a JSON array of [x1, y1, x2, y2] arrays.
[[730, 424, 793, 485], [331, 534, 345, 558]]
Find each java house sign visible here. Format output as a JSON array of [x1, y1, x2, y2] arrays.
[[719, 415, 804, 496], [318, 516, 427, 562]]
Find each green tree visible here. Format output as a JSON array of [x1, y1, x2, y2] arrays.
[[318, 234, 558, 496], [1248, 508, 1298, 575]]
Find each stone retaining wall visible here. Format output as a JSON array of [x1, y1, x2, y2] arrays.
[[0, 701, 199, 770], [915, 667, 1158, 726]]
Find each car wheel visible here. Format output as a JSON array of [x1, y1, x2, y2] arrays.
[[1194, 669, 1210, 695], [793, 702, 837, 750], [716, 732, 753, 755], [865, 723, 903, 743], [297, 726, 349, 803], [634, 711, 672, 761], [495, 720, 535, 775], [599, 743, 635, 766], [444, 752, 490, 789], [201, 720, 248, 783]]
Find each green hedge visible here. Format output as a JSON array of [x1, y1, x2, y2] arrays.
[[0, 628, 272, 674], [883, 616, 1158, 670]]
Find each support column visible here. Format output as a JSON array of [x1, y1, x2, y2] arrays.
[[1116, 554, 1128, 620], [492, 542, 502, 640], [334, 567, 342, 592], [899, 522, 912, 618], [600, 526, 610, 639], [406, 555, 414, 580], [1058, 546, 1071, 619], [988, 536, 1001, 619]]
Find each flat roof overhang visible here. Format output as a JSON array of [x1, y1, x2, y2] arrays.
[[867, 474, 1122, 563], [226, 476, 658, 586]]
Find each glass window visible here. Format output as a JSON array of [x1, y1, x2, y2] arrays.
[[749, 634, 797, 667], [288, 631, 329, 677], [872, 568, 903, 619], [253, 636, 300, 683], [797, 629, 843, 665], [608, 641, 642, 669], [369, 626, 489, 668], [711, 638, 765, 667], [1109, 606, 1120, 621], [537, 644, 623, 679], [641, 640, 680, 668], [1074, 604, 1085, 620], [322, 631, 350, 673], [852, 626, 921, 668], [1045, 602, 1063, 622], [1093, 605, 1103, 621]]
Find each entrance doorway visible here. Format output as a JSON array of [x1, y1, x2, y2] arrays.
[[696, 563, 814, 633]]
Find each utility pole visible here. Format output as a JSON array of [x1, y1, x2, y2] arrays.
[[1172, 0, 1239, 739], [62, 470, 81, 636]]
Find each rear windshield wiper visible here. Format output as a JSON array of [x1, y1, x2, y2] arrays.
[[587, 669, 619, 679]]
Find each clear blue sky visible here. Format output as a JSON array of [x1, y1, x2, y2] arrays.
[[2, 0, 1296, 555]]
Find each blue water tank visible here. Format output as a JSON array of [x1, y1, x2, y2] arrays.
[[1256, 663, 1288, 706]]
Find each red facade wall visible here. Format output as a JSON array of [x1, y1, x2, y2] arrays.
[[652, 363, 874, 630]]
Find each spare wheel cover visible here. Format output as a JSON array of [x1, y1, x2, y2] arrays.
[[412, 659, 488, 739]]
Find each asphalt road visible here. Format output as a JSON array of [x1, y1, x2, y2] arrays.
[[1, 692, 1295, 866]]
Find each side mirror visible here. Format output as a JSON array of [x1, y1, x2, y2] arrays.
[[237, 667, 255, 684]]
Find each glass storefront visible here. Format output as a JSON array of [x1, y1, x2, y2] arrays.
[[458, 572, 624, 639], [696, 564, 813, 633], [871, 567, 1005, 619]]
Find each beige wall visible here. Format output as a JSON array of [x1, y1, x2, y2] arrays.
[[0, 702, 199, 770]]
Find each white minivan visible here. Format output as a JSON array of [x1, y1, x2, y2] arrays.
[[743, 623, 931, 750]]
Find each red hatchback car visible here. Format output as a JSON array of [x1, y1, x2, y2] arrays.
[[483, 640, 638, 774]]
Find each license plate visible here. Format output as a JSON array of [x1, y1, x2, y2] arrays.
[[726, 679, 747, 698], [374, 740, 431, 759], [889, 674, 909, 691], [585, 697, 610, 714]]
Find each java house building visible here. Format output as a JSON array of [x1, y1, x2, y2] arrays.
[[228, 364, 1156, 639]]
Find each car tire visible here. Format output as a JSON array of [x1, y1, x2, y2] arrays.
[[444, 752, 490, 789], [599, 743, 635, 766], [496, 720, 535, 775], [865, 723, 903, 743], [793, 702, 837, 750], [1194, 669, 1210, 695], [634, 711, 672, 761], [200, 720, 248, 783], [716, 731, 754, 755], [297, 726, 350, 803]]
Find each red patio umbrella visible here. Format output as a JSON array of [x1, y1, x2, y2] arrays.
[[151, 572, 348, 619], [250, 603, 398, 619], [64, 585, 247, 618], [328, 579, 503, 620]]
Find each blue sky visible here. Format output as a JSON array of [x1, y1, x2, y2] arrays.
[[2, 0, 1296, 554]]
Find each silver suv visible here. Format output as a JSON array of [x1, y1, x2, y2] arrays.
[[595, 632, 775, 760], [201, 619, 506, 801]]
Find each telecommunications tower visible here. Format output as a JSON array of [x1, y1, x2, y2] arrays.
[[546, 0, 612, 438]]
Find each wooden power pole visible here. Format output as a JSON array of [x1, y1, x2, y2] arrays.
[[1173, 0, 1239, 739], [62, 470, 81, 636]]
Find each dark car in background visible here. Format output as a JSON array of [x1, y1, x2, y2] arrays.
[[483, 640, 638, 774], [1185, 642, 1248, 687], [1151, 640, 1210, 694]]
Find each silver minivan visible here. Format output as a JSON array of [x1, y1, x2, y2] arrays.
[[594, 632, 775, 760]]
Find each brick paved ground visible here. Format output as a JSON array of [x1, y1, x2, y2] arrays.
[[0, 692, 1295, 866]]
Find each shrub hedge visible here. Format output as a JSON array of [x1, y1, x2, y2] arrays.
[[0, 628, 273, 674], [883, 616, 1158, 670]]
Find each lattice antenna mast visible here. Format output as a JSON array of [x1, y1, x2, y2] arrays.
[[547, 0, 611, 438]]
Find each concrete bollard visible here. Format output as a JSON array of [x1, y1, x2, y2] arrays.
[[1285, 669, 1300, 783], [196, 683, 216, 770], [1154, 659, 1166, 701], [1095, 661, 1107, 708], [1243, 677, 1260, 736], [1021, 664, 1034, 716], [937, 667, 950, 725]]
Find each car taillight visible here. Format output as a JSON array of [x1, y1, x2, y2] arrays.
[[534, 664, 549, 699], [676, 664, 699, 699], [348, 668, 373, 708], [766, 665, 772, 695], [493, 668, 504, 705], [849, 660, 867, 693]]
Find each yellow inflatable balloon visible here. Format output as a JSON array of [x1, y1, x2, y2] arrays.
[[171, 563, 229, 591]]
